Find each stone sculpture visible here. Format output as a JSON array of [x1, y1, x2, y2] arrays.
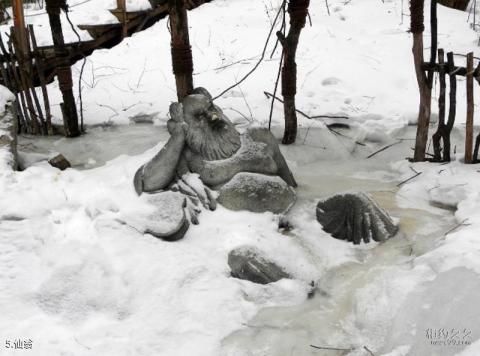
[[133, 88, 297, 240], [316, 192, 399, 244]]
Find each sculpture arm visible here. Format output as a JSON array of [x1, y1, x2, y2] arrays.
[[134, 120, 187, 194]]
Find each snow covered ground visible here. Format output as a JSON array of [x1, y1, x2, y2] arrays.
[[2, 0, 480, 355]]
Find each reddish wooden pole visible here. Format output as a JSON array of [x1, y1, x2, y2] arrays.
[[12, 0, 27, 53], [465, 52, 474, 163], [169, 0, 194, 101]]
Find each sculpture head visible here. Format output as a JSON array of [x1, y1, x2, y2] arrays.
[[170, 88, 241, 161]]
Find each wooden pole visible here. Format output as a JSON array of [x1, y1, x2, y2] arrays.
[[117, 0, 128, 38], [169, 0, 194, 101], [465, 52, 474, 163], [427, 0, 437, 89], [277, 0, 310, 145], [411, 0, 432, 161], [432, 48, 445, 161], [10, 27, 40, 134], [11, 0, 27, 53], [29, 25, 53, 135], [46, 0, 80, 137], [444, 51, 457, 161]]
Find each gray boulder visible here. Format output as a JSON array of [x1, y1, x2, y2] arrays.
[[143, 191, 190, 241], [217, 172, 296, 214], [316, 192, 398, 244], [228, 246, 291, 284]]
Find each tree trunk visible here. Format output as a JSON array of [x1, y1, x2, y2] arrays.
[[278, 0, 310, 145], [46, 0, 80, 137], [169, 0, 194, 101], [411, 0, 432, 161]]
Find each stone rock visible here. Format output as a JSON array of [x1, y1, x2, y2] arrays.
[[228, 246, 291, 284], [143, 191, 190, 241], [48, 154, 71, 171], [316, 192, 398, 244], [217, 172, 296, 214]]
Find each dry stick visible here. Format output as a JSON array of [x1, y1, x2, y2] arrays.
[[29, 25, 53, 135], [310, 345, 353, 352], [311, 114, 349, 119], [264, 91, 366, 146], [268, 49, 284, 130], [465, 52, 474, 163], [410, 147, 434, 157], [268, 3, 286, 130], [324, 0, 330, 15], [9, 28, 39, 134], [24, 27, 47, 134], [212, 0, 286, 100], [364, 346, 376, 356], [397, 171, 422, 187], [0, 33, 30, 132], [444, 218, 470, 236], [269, 3, 286, 60], [366, 140, 401, 159]]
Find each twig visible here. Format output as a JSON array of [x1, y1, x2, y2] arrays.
[[264, 91, 365, 146], [366, 141, 401, 159], [325, 0, 331, 15], [310, 345, 353, 351], [311, 114, 349, 119], [397, 172, 422, 187], [136, 58, 147, 89], [268, 49, 283, 130], [444, 218, 470, 236], [364, 346, 376, 356], [213, 0, 286, 100]]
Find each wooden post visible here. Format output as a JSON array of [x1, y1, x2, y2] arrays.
[[427, 0, 437, 89], [12, 0, 27, 53], [411, 0, 432, 161], [444, 51, 457, 161], [169, 0, 194, 101], [277, 0, 310, 145], [432, 48, 445, 161], [46, 0, 80, 137], [465, 52, 474, 163], [117, 0, 128, 38]]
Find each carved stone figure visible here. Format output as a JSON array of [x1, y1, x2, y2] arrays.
[[316, 192, 399, 244], [133, 88, 297, 239]]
